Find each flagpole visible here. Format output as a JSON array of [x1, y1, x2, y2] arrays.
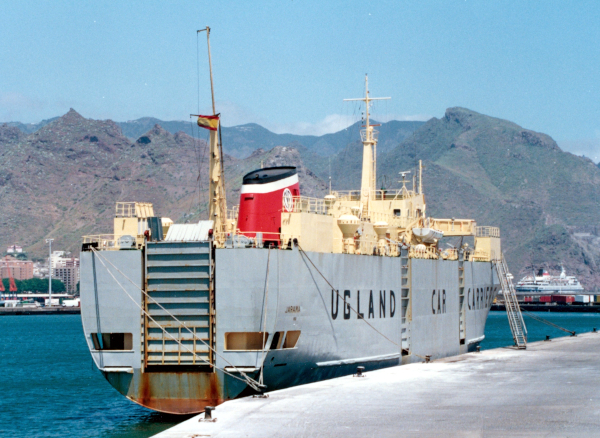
[[197, 26, 227, 247], [199, 27, 216, 116]]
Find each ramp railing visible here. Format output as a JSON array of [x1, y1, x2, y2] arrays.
[[494, 254, 527, 349]]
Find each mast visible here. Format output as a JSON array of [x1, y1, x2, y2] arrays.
[[198, 26, 227, 246], [344, 75, 390, 216], [419, 159, 423, 194]]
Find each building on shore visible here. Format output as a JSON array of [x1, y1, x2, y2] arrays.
[[1, 256, 34, 280], [50, 251, 66, 269], [53, 257, 80, 293], [6, 245, 23, 254]]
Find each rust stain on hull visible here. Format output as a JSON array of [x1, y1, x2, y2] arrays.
[[105, 370, 239, 415], [138, 371, 223, 414]]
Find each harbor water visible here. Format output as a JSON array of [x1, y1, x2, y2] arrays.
[[0, 312, 598, 438]]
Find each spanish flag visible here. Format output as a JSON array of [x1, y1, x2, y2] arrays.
[[196, 114, 220, 131]]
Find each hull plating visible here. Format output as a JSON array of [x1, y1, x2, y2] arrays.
[[80, 247, 498, 414]]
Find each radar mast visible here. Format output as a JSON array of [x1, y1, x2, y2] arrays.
[[344, 75, 390, 217]]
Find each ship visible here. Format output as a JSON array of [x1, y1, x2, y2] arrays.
[[515, 266, 584, 295], [79, 54, 502, 412]]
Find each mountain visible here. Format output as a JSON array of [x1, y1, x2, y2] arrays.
[[4, 117, 60, 134], [0, 110, 214, 258], [1, 108, 599, 290], [117, 118, 424, 159], [377, 108, 600, 288], [0, 110, 328, 260]]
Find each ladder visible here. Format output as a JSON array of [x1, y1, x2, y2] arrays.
[[143, 241, 215, 367], [494, 254, 527, 349], [400, 248, 411, 356], [458, 252, 466, 345]]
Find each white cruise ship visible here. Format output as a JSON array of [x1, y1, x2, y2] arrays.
[[515, 267, 584, 295]]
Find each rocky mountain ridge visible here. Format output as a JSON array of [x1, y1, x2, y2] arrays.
[[1, 108, 599, 290]]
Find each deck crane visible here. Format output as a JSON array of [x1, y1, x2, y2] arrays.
[[2, 257, 18, 299]]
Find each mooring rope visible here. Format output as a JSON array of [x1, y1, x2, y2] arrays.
[[297, 244, 429, 361], [259, 246, 272, 386], [521, 309, 577, 336]]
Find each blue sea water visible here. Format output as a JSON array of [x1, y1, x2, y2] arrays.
[[0, 311, 599, 438]]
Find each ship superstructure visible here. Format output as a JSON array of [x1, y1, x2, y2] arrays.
[[80, 75, 502, 414]]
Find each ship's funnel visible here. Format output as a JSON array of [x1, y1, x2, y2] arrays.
[[373, 221, 388, 256], [237, 166, 299, 246], [337, 214, 360, 254]]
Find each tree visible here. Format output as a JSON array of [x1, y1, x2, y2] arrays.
[[1, 278, 66, 293]]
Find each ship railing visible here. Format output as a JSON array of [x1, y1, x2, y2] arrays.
[[334, 189, 416, 202], [475, 226, 500, 238], [408, 245, 440, 260], [428, 218, 477, 236], [285, 197, 414, 228], [287, 196, 329, 215], [283, 194, 420, 229], [360, 128, 379, 142], [216, 230, 283, 246], [441, 248, 459, 261], [115, 202, 154, 218], [332, 237, 381, 255], [366, 210, 410, 228], [82, 234, 140, 251], [115, 202, 136, 217], [227, 206, 239, 222]]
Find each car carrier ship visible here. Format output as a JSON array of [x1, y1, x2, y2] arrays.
[[79, 75, 503, 414]]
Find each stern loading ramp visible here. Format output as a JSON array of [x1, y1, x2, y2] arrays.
[[153, 333, 600, 438]]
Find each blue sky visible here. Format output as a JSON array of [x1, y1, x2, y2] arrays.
[[1, 1, 599, 159]]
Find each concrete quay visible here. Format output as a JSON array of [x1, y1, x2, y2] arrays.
[[153, 333, 600, 438]]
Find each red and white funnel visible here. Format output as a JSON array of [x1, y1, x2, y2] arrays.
[[237, 166, 299, 244]]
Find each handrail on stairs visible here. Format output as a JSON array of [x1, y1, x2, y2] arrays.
[[495, 255, 527, 349]]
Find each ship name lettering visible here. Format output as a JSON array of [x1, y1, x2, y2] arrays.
[[331, 290, 340, 320], [431, 289, 446, 314], [357, 290, 364, 319], [468, 287, 491, 311], [343, 290, 351, 320], [331, 290, 396, 320]]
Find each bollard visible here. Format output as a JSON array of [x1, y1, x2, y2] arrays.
[[425, 355, 431, 363], [476, 346, 481, 353], [199, 406, 217, 422], [354, 366, 366, 377], [594, 327, 597, 333], [545, 335, 551, 341]]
